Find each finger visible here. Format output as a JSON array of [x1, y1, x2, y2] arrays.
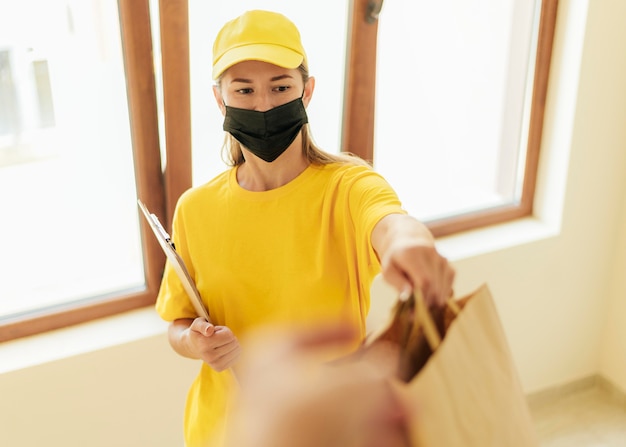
[[419, 256, 452, 308], [209, 332, 240, 352], [190, 318, 215, 337], [421, 271, 440, 307], [203, 323, 215, 336], [446, 264, 456, 298], [434, 258, 455, 306], [204, 339, 241, 371], [212, 345, 242, 372], [211, 326, 241, 348], [381, 262, 414, 301], [398, 284, 413, 302]]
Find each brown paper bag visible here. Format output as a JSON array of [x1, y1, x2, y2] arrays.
[[363, 284, 539, 447]]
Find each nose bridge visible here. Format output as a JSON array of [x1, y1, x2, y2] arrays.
[[256, 90, 273, 112]]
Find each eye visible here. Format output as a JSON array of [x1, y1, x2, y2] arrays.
[[235, 87, 254, 94], [273, 85, 291, 93]]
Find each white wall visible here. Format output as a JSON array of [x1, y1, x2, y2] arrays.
[[580, 0, 626, 393], [1, 0, 626, 446], [601, 171, 626, 390], [438, 0, 626, 394], [0, 331, 198, 447]]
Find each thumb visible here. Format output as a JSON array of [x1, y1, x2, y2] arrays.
[[382, 267, 413, 301], [398, 284, 413, 302], [191, 318, 215, 337], [202, 321, 216, 337]]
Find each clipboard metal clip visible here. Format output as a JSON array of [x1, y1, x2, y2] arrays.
[[150, 212, 175, 250]]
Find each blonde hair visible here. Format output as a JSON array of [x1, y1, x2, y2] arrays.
[[215, 65, 369, 167]]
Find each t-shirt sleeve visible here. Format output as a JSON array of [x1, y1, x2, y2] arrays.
[[344, 165, 407, 274]]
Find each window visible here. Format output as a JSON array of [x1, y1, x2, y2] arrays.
[[0, 0, 558, 341], [344, 0, 558, 237], [0, 0, 164, 341]]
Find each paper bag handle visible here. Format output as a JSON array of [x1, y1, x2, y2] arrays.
[[413, 291, 461, 351]]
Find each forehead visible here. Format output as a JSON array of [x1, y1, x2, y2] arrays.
[[222, 60, 301, 83]]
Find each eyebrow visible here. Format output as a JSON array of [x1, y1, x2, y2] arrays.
[[230, 74, 294, 84]]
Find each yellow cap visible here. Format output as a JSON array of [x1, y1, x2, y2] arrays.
[[212, 10, 307, 80]]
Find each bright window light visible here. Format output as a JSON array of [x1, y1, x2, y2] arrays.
[[374, 0, 538, 222], [0, 0, 144, 318]]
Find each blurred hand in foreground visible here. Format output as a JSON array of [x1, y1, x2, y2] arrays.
[[225, 324, 410, 447]]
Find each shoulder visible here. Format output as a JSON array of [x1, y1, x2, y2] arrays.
[[316, 162, 392, 191], [177, 169, 233, 208], [314, 162, 379, 182], [171, 169, 233, 226]]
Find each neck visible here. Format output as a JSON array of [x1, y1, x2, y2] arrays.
[[237, 138, 309, 191]]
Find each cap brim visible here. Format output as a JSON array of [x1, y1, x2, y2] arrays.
[[212, 44, 304, 79]]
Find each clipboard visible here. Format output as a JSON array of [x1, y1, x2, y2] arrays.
[[137, 199, 211, 323]]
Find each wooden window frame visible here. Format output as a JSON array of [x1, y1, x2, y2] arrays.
[[1, 0, 557, 342], [342, 0, 559, 238], [0, 0, 192, 342]]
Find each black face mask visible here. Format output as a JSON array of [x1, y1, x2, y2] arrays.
[[223, 97, 309, 163]]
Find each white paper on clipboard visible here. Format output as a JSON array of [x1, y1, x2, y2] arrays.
[[137, 199, 211, 323]]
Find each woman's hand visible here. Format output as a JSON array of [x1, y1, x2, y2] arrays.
[[168, 318, 241, 372], [372, 214, 455, 307]]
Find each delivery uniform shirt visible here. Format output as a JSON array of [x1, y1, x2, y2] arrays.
[[156, 162, 405, 447]]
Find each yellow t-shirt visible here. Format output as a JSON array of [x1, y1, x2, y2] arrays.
[[156, 162, 405, 447]]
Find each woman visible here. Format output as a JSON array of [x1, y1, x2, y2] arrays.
[[156, 9, 455, 446]]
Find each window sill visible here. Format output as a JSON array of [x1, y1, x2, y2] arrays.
[[0, 306, 168, 375], [436, 215, 560, 262], [0, 216, 559, 375]]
